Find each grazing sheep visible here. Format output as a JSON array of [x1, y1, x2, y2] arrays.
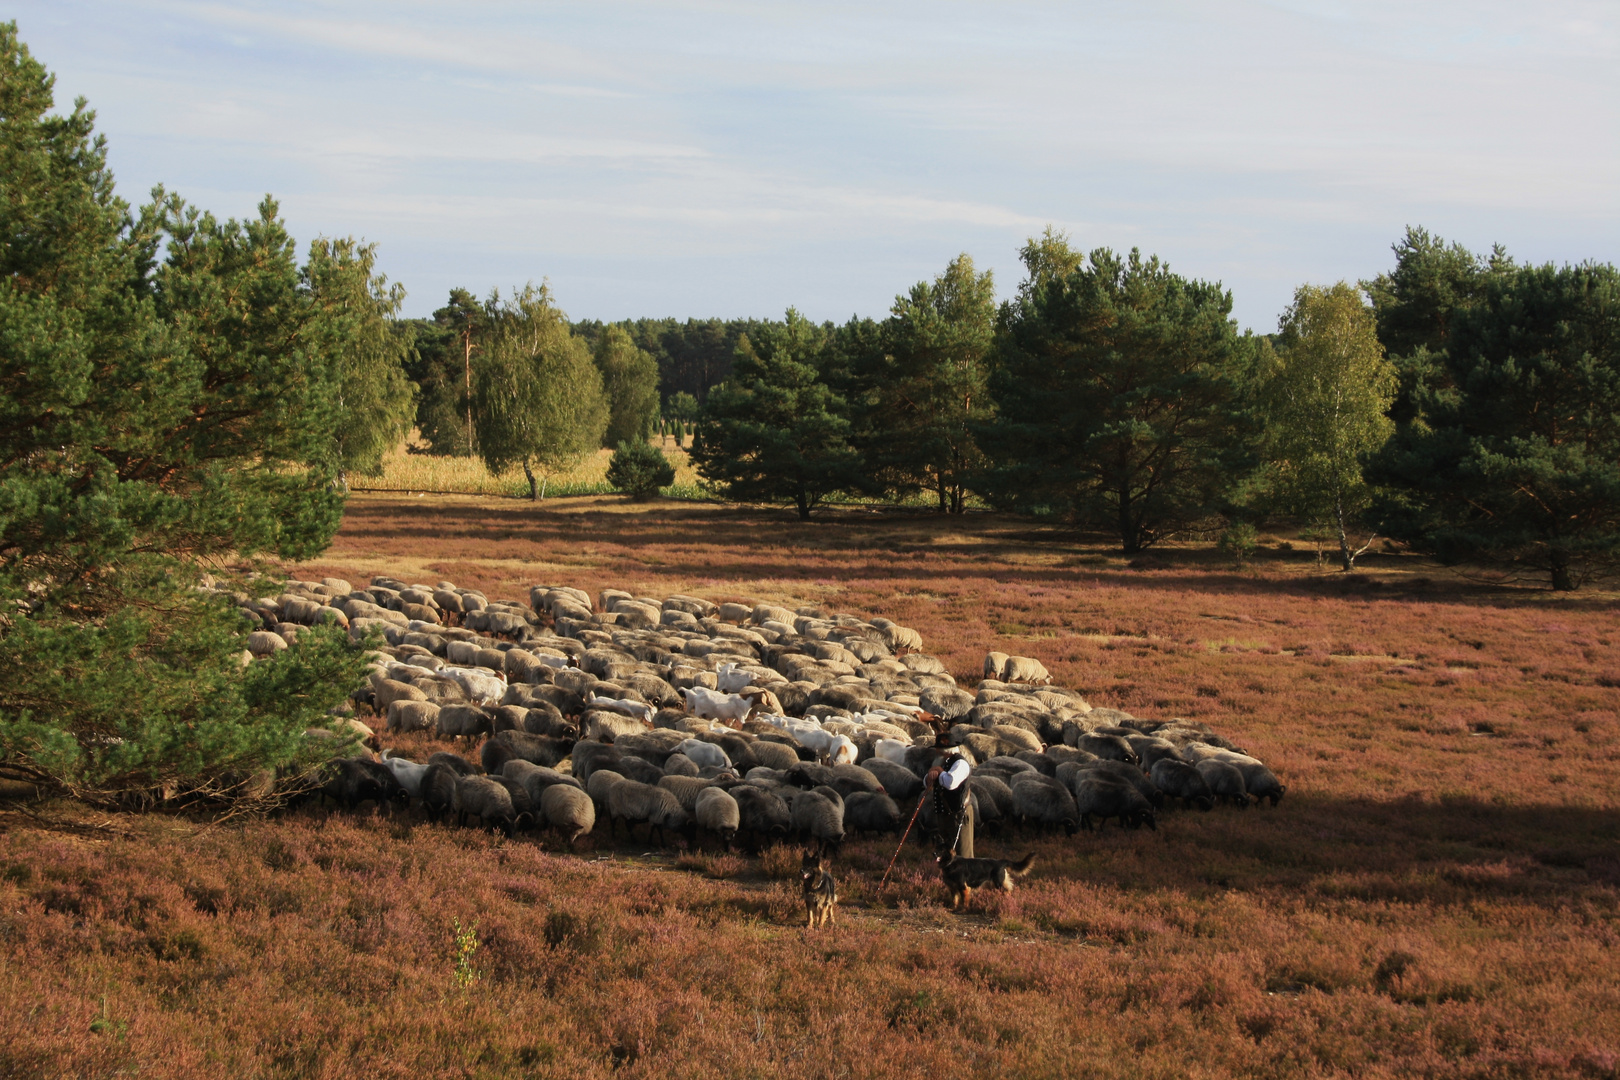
[[1076, 732, 1139, 766], [428, 751, 477, 776], [790, 788, 845, 852], [541, 783, 596, 844], [371, 677, 427, 711], [1149, 759, 1215, 810], [521, 700, 575, 739], [732, 785, 793, 846], [1209, 752, 1286, 806], [678, 738, 731, 770], [843, 791, 902, 835], [379, 754, 431, 798], [501, 760, 581, 805], [694, 786, 741, 846], [966, 775, 1014, 829], [1072, 775, 1157, 831], [1001, 655, 1051, 684], [1009, 772, 1079, 834], [992, 725, 1044, 755], [490, 775, 536, 830], [453, 775, 520, 834], [589, 694, 655, 722], [437, 704, 494, 740], [587, 769, 626, 813], [1012, 750, 1057, 777], [741, 739, 800, 772], [859, 758, 924, 802], [607, 780, 691, 846], [1195, 759, 1252, 807], [616, 755, 665, 786], [662, 752, 700, 777], [485, 730, 574, 771], [1074, 759, 1163, 808], [440, 667, 507, 705], [983, 651, 1010, 681], [582, 708, 651, 743], [320, 758, 407, 812], [488, 705, 530, 734], [420, 762, 460, 822], [657, 775, 718, 812], [386, 699, 440, 734], [571, 741, 623, 784]]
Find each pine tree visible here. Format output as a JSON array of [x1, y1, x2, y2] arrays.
[[989, 238, 1258, 552], [689, 310, 866, 520], [0, 24, 373, 804]]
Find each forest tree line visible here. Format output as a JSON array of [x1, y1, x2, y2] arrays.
[[390, 227, 1620, 593]]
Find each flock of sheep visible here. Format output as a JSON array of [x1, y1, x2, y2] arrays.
[[221, 575, 1287, 862]]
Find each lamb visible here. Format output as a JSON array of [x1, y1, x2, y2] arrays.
[[694, 786, 741, 846], [790, 787, 846, 852], [606, 780, 691, 846], [1149, 759, 1215, 810], [1195, 759, 1251, 807], [678, 738, 731, 770], [1009, 772, 1079, 834], [842, 791, 902, 835], [732, 785, 793, 846], [1071, 774, 1157, 831], [540, 783, 596, 844], [453, 775, 520, 834]]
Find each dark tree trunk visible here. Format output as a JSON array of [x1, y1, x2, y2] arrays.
[[1119, 490, 1140, 554], [936, 471, 948, 514], [796, 486, 811, 521], [1550, 548, 1575, 591], [523, 460, 538, 501]]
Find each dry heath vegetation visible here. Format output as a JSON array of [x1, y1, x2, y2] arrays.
[[3, 495, 1619, 1079]]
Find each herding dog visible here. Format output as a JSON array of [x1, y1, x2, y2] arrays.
[[801, 851, 838, 928], [935, 848, 1035, 910]]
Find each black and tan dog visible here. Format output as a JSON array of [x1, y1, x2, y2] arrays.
[[935, 847, 1035, 910], [801, 851, 838, 928]]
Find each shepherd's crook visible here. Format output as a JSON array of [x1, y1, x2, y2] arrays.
[[878, 791, 929, 890]]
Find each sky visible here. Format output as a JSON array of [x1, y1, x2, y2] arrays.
[[11, 1, 1619, 331]]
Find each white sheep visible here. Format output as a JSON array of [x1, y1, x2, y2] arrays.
[[874, 738, 911, 765], [681, 686, 755, 723], [440, 666, 507, 705], [677, 738, 731, 770], [716, 663, 755, 694], [589, 694, 655, 722]]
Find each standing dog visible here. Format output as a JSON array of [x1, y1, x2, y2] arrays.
[[935, 848, 1035, 910], [801, 851, 838, 928]]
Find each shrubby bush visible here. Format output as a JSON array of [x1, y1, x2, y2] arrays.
[[606, 440, 676, 500]]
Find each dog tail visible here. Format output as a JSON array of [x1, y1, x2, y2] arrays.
[[1009, 852, 1036, 877]]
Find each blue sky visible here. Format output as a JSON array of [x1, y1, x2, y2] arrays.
[[12, 1, 1618, 330]]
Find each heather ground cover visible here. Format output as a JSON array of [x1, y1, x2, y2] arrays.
[[3, 494, 1618, 1079]]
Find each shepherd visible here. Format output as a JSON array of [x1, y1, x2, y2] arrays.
[[925, 740, 975, 858]]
